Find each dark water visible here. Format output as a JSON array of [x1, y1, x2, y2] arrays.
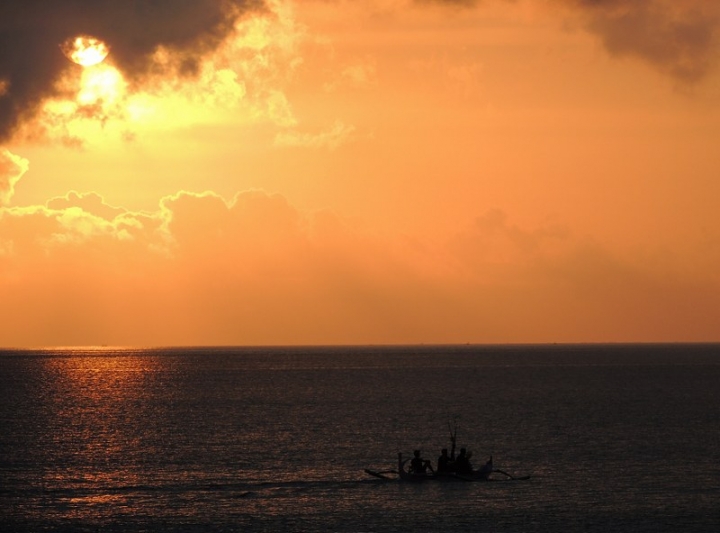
[[1, 344, 719, 532]]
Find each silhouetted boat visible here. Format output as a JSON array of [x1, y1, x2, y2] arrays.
[[365, 421, 530, 482], [364, 453, 530, 482]]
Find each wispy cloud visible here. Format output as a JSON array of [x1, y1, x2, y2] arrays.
[[275, 121, 356, 149], [0, 149, 28, 205]]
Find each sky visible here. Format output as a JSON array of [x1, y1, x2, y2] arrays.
[[1, 0, 719, 347]]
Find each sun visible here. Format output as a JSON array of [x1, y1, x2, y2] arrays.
[[61, 36, 110, 67]]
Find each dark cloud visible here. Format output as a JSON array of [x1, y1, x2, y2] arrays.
[[572, 0, 720, 83], [0, 0, 265, 143], [417, 0, 720, 83]]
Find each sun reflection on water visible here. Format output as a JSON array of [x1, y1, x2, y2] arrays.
[[36, 350, 170, 497]]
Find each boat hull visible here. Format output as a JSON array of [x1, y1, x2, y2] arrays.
[[397, 453, 495, 482]]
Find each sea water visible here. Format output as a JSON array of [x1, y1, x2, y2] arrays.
[[1, 344, 719, 532]]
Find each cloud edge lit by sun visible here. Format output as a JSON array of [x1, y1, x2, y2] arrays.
[[60, 35, 110, 68]]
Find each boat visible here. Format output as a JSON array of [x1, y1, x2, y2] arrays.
[[364, 453, 530, 483], [364, 422, 530, 482], [399, 452, 498, 482]]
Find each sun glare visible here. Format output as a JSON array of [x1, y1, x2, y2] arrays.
[[61, 36, 110, 67], [78, 65, 125, 105]]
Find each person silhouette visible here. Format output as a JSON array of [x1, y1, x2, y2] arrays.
[[454, 448, 473, 475], [437, 448, 452, 473], [410, 450, 433, 474]]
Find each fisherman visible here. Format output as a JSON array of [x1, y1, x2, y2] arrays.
[[438, 422, 458, 473], [453, 448, 473, 475], [437, 448, 452, 473], [410, 450, 434, 474]]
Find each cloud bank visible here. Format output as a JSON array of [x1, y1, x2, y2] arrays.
[[2, 0, 716, 146], [2, 186, 718, 346]]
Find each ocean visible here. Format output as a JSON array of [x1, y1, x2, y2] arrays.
[[1, 344, 719, 532]]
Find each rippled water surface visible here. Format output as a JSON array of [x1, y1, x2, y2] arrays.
[[1, 344, 719, 532]]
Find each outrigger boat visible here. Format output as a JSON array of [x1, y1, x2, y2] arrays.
[[364, 453, 529, 482], [364, 422, 530, 482]]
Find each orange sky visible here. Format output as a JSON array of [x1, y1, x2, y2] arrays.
[[1, 0, 719, 346]]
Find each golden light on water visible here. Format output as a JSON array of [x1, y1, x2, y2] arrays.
[[61, 35, 110, 67]]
